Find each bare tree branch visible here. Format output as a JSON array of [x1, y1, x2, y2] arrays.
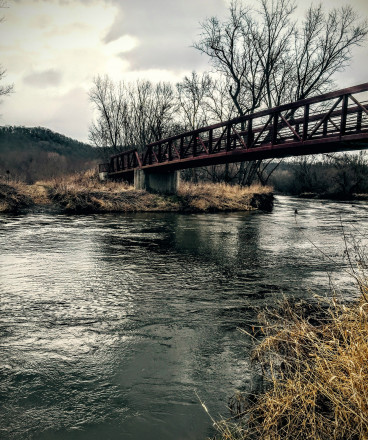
[[89, 76, 176, 156], [193, 0, 368, 185], [0, 1, 14, 101]]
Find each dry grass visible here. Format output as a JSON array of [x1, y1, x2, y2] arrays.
[[45, 170, 180, 213], [0, 170, 274, 214], [178, 182, 273, 212], [0, 180, 34, 213], [42, 170, 273, 213], [37, 168, 129, 192], [211, 288, 368, 440], [20, 183, 50, 205]]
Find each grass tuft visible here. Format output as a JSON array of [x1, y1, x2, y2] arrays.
[[211, 288, 368, 440], [0, 180, 34, 213], [178, 182, 273, 212], [45, 170, 180, 213]]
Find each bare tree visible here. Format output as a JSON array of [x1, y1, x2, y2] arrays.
[[89, 76, 176, 157], [194, 0, 368, 185], [0, 1, 14, 102], [88, 75, 129, 158], [293, 5, 368, 101], [175, 72, 212, 182], [176, 72, 239, 182], [128, 80, 176, 149], [326, 152, 368, 197], [176, 71, 212, 131], [0, 68, 13, 98], [203, 76, 236, 123]]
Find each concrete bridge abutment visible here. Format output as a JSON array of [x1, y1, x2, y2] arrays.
[[134, 169, 180, 195]]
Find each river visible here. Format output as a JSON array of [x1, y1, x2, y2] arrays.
[[1, 195, 367, 440]]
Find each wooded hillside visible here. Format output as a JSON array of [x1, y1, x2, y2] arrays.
[[0, 126, 100, 183]]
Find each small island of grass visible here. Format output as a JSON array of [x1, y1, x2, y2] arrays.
[[0, 170, 273, 214]]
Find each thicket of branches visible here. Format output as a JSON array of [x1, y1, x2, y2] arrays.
[[0, 1, 13, 103], [89, 77, 178, 160], [270, 152, 368, 197], [89, 0, 368, 185]]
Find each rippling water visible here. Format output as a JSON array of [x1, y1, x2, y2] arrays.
[[1, 196, 368, 439]]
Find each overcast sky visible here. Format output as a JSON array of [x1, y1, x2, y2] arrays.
[[1, 0, 368, 142]]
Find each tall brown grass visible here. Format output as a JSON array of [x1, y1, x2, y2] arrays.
[[0, 180, 34, 212], [178, 182, 273, 212], [43, 170, 273, 213], [44, 170, 181, 213], [209, 283, 368, 439], [0, 170, 274, 213]]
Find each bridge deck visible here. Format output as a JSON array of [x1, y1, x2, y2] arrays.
[[100, 82, 368, 178]]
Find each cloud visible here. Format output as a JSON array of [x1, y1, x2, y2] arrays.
[[120, 41, 207, 72], [2, 0, 367, 143], [23, 69, 63, 87], [102, 0, 227, 70], [2, 85, 92, 141], [45, 87, 92, 140]]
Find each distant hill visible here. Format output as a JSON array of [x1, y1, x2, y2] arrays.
[[0, 126, 101, 183]]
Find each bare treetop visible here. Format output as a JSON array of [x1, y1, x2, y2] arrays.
[[194, 0, 368, 116], [0, 0, 14, 101]]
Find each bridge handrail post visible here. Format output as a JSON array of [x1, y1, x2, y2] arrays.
[[158, 144, 162, 162], [179, 137, 184, 158], [226, 124, 231, 151], [208, 129, 213, 154], [247, 118, 253, 148], [271, 112, 279, 145], [357, 106, 363, 131], [323, 118, 328, 136], [168, 141, 173, 161], [303, 104, 310, 141], [340, 94, 349, 136]]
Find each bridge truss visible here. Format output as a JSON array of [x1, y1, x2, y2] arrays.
[[100, 82, 368, 179]]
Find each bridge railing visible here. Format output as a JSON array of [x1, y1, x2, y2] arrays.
[[98, 163, 110, 173], [106, 82, 368, 175]]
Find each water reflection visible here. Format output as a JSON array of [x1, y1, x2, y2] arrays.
[[1, 196, 367, 439]]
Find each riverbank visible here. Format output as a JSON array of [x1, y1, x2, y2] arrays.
[[0, 171, 273, 214], [297, 191, 368, 201], [212, 288, 368, 439]]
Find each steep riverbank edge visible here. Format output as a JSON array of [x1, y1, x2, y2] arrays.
[[0, 178, 273, 214], [211, 289, 368, 440]]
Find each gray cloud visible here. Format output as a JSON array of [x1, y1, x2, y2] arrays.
[[118, 39, 208, 72], [12, 0, 99, 4], [45, 87, 91, 141], [23, 69, 63, 87], [6, 0, 367, 143], [112, 0, 368, 74], [103, 0, 227, 71], [11, 0, 227, 71]]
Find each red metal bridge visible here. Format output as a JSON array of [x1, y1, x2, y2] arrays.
[[99, 82, 368, 180]]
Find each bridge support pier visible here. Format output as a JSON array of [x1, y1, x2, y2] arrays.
[[134, 169, 180, 195]]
